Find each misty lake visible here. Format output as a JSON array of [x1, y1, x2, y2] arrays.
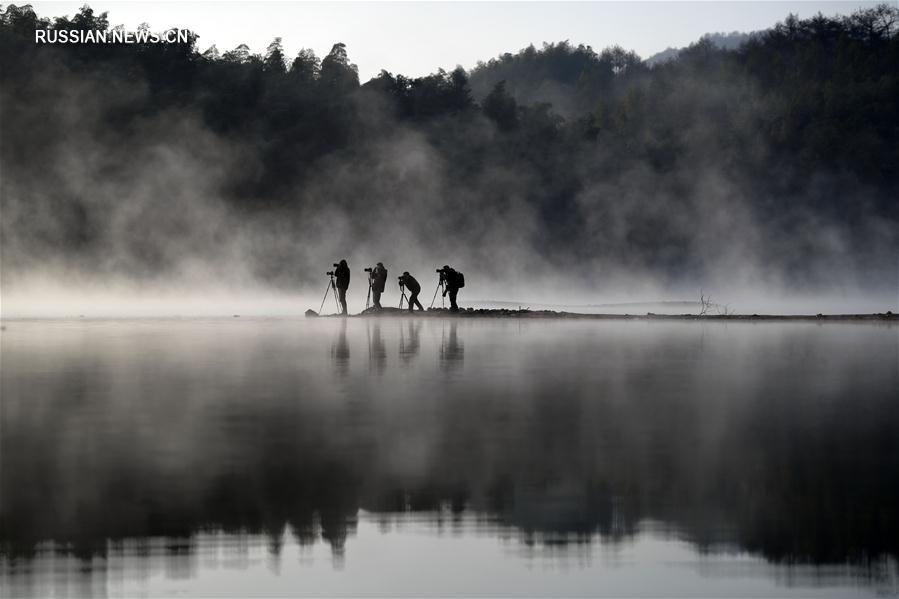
[[1, 317, 897, 597]]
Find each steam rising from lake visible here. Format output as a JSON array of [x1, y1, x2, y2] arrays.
[[1, 6, 897, 318]]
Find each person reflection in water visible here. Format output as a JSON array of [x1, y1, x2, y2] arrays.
[[399, 321, 421, 365], [335, 259, 350, 315], [368, 322, 387, 374], [439, 322, 464, 370], [331, 318, 350, 377]]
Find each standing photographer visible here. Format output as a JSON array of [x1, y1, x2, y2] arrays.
[[335, 259, 350, 315], [440, 265, 463, 312], [399, 272, 424, 312], [371, 262, 388, 310]]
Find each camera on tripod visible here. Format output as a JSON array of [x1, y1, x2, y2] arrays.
[[364, 267, 373, 273], [318, 266, 343, 315]]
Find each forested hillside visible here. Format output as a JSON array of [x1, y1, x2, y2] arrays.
[[1, 4, 896, 298]]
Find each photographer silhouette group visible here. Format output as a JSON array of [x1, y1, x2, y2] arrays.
[[320, 260, 464, 315]]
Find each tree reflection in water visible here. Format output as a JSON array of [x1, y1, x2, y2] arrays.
[[1, 319, 896, 594]]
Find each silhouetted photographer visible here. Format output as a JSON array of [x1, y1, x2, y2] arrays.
[[438, 265, 464, 312], [334, 259, 350, 315], [368, 262, 387, 310], [398, 272, 424, 312]]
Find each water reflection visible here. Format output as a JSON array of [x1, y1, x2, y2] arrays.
[[439, 322, 464, 371], [398, 321, 421, 365], [330, 318, 350, 376], [1, 319, 897, 596], [367, 322, 387, 374]]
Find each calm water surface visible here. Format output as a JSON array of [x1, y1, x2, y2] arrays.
[[1, 318, 897, 597]]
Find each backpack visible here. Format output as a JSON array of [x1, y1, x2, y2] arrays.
[[456, 271, 465, 288]]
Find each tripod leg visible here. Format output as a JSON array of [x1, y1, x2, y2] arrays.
[[319, 279, 333, 315], [429, 282, 441, 309], [332, 281, 341, 313]]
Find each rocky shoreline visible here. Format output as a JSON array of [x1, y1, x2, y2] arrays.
[[305, 307, 898, 321]]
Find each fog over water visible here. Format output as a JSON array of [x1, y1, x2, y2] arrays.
[[2, 318, 897, 596], [3, 284, 895, 318]]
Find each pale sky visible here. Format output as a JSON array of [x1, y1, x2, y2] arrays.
[[32, 1, 884, 80]]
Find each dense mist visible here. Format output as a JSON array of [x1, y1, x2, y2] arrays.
[[1, 5, 897, 315]]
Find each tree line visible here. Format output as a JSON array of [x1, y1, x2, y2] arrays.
[[1, 4, 896, 291]]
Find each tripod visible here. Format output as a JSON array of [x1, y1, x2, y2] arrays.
[[399, 282, 408, 309], [365, 271, 374, 310], [429, 276, 445, 309], [318, 273, 341, 315]]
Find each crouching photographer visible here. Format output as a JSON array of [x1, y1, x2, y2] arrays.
[[398, 272, 424, 312]]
